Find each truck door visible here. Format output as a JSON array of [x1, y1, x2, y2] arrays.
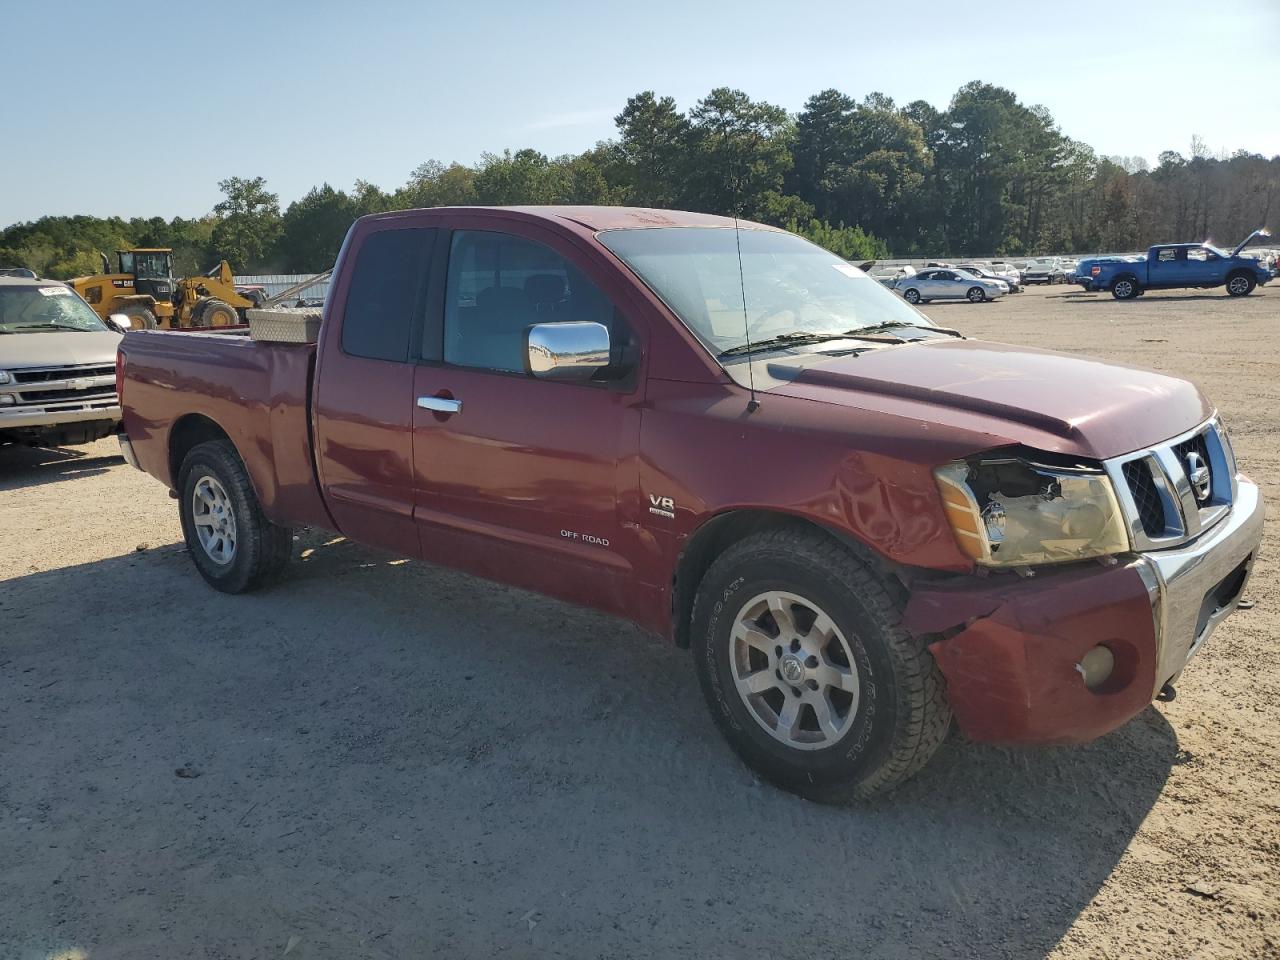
[[1183, 246, 1219, 286], [410, 224, 645, 615], [1148, 247, 1180, 287], [312, 225, 436, 557]]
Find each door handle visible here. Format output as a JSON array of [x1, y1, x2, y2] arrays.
[[417, 396, 462, 414]]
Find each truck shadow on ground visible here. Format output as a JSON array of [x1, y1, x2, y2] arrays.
[[0, 443, 121, 490], [2, 530, 1178, 959]]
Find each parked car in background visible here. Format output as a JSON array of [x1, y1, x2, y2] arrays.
[[895, 267, 1007, 303], [0, 276, 124, 447], [869, 264, 916, 288], [0, 267, 38, 279], [1023, 258, 1068, 284], [1086, 231, 1273, 299], [958, 263, 1022, 293], [115, 204, 1264, 801], [989, 261, 1023, 284]]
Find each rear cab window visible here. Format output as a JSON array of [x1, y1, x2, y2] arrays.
[[340, 227, 436, 362]]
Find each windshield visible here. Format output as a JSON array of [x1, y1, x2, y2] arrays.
[[598, 227, 932, 356], [133, 252, 172, 279], [0, 285, 109, 333]]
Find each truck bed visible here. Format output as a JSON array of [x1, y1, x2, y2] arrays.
[[118, 330, 332, 530]]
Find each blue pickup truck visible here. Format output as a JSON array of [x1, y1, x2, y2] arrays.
[[1084, 230, 1271, 299]]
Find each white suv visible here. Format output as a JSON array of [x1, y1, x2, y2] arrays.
[[0, 277, 124, 447]]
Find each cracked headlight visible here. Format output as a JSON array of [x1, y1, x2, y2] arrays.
[[934, 453, 1131, 567]]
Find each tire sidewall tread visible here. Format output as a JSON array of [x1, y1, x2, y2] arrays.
[[178, 439, 291, 593], [691, 528, 951, 802]]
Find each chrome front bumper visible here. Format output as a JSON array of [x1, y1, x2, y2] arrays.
[[0, 404, 121, 429], [1137, 477, 1264, 693]]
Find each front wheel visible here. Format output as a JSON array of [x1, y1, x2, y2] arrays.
[[115, 304, 158, 330], [902, 288, 921, 304], [1226, 273, 1256, 296], [178, 439, 292, 593], [197, 298, 239, 327], [691, 529, 952, 802], [967, 286, 985, 303]]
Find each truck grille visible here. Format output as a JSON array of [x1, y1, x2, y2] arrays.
[[1106, 419, 1235, 551], [2, 363, 118, 411], [12, 364, 114, 384], [1121, 460, 1166, 537]]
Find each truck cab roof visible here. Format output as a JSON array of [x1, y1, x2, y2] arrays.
[[360, 205, 781, 235]]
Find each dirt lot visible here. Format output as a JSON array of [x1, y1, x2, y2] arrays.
[[2, 283, 1278, 959]]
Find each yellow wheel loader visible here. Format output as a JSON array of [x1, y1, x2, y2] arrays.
[[70, 249, 261, 330]]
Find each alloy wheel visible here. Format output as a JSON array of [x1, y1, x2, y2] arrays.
[[729, 591, 860, 751], [192, 474, 237, 565]]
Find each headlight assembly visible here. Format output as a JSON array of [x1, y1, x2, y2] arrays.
[[935, 452, 1131, 567]]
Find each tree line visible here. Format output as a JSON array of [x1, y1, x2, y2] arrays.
[[3, 80, 1277, 279]]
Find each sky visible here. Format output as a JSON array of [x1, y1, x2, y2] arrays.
[[2, 0, 1278, 227]]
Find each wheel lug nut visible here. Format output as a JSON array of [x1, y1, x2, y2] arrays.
[[807, 679, 819, 691], [805, 656, 819, 668]]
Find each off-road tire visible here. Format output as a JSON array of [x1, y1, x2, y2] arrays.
[[178, 439, 292, 593], [1226, 272, 1256, 297], [902, 288, 921, 304], [116, 304, 158, 330], [196, 298, 238, 327], [1111, 276, 1140, 300], [691, 529, 951, 802], [966, 286, 985, 303]]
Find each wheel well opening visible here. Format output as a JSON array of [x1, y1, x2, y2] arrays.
[[670, 511, 887, 648], [169, 414, 230, 487]]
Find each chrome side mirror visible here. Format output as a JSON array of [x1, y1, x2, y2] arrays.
[[106, 313, 132, 334], [526, 321, 611, 380]]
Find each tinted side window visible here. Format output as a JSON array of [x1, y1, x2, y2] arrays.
[[341, 227, 435, 362], [1157, 248, 1177, 262], [444, 230, 622, 374]]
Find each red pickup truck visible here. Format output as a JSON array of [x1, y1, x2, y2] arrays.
[[117, 206, 1264, 801]]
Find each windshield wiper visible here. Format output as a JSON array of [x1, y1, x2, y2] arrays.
[[11, 323, 93, 332], [845, 321, 963, 339], [718, 332, 860, 358]]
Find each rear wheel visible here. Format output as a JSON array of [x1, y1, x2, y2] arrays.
[[195, 298, 238, 327], [966, 286, 985, 303], [691, 529, 951, 801], [902, 288, 921, 304], [115, 304, 157, 330], [1112, 277, 1139, 300], [178, 439, 292, 593], [1226, 273, 1256, 297]]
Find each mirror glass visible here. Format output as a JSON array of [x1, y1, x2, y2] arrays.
[[526, 321, 611, 380]]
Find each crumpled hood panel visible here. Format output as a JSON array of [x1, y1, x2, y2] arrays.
[[769, 338, 1211, 460]]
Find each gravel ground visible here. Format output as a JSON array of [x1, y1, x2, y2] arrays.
[[1, 283, 1277, 959]]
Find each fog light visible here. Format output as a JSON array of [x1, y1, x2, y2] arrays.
[[1077, 645, 1116, 690], [0, 394, 14, 406]]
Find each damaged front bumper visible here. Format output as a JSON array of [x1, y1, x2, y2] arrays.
[[904, 478, 1264, 744]]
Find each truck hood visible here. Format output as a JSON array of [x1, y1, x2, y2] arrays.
[[1, 330, 122, 369], [766, 338, 1211, 460], [1231, 228, 1271, 258]]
